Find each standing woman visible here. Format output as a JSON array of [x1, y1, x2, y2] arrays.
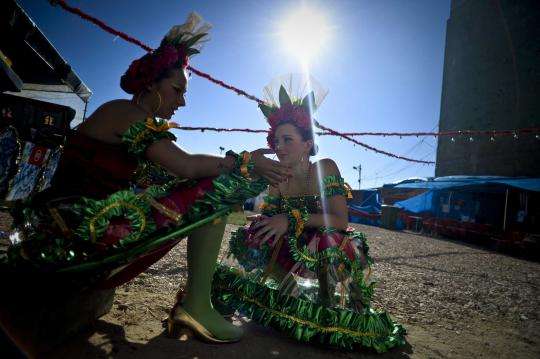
[[3, 13, 288, 343], [214, 75, 406, 352]]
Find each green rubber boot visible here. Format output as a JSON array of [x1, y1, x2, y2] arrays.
[[176, 218, 243, 341]]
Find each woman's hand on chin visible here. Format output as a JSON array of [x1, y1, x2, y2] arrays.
[[250, 148, 290, 186]]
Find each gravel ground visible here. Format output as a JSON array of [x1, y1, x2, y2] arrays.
[[118, 223, 540, 327], [1, 212, 539, 358]]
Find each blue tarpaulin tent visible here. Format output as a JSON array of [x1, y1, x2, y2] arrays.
[[394, 176, 540, 192], [394, 176, 540, 215], [348, 189, 382, 226], [390, 176, 540, 238]]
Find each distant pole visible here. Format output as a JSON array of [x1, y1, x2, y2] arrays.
[[219, 146, 225, 155], [353, 164, 361, 189], [503, 188, 509, 231]]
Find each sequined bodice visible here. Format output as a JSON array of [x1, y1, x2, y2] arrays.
[[279, 195, 322, 214]]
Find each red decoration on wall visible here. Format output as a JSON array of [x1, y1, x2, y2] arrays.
[[28, 145, 48, 166]]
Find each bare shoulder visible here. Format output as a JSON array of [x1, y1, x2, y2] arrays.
[[88, 100, 146, 127], [313, 158, 341, 177], [79, 99, 148, 141]]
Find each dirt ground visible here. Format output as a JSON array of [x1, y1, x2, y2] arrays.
[[2, 213, 540, 358]]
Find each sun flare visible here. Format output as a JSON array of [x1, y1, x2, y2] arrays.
[[279, 6, 331, 65]]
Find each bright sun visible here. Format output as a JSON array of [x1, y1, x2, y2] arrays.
[[280, 6, 330, 65]]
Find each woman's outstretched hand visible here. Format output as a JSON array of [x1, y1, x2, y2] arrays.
[[247, 213, 289, 247], [250, 148, 290, 186]]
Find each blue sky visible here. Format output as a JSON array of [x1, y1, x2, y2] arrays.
[[18, 0, 451, 189]]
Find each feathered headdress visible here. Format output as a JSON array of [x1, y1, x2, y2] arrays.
[[121, 12, 211, 94], [159, 12, 211, 57], [260, 74, 328, 149]]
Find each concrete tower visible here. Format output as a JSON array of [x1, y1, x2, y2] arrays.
[[436, 0, 540, 177]]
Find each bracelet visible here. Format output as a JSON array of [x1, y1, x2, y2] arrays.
[[322, 175, 348, 197], [287, 206, 309, 238], [240, 151, 251, 177], [259, 195, 280, 216], [225, 150, 254, 178]]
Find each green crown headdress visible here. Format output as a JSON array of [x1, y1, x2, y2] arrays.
[[260, 74, 328, 148]]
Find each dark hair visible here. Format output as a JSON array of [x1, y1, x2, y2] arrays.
[[277, 121, 318, 156]]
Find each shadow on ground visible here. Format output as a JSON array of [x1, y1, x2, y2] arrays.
[[47, 317, 413, 359]]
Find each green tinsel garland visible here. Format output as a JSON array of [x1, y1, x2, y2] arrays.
[[212, 265, 406, 353]]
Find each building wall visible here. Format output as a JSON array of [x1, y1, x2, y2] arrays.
[[436, 0, 540, 177]]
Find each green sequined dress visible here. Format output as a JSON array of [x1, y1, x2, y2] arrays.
[[212, 176, 406, 352], [3, 117, 267, 286]]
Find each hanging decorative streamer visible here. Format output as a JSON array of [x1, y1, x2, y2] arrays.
[[177, 126, 268, 134], [52, 0, 153, 52], [187, 68, 264, 104], [175, 126, 540, 139], [51, 1, 537, 165], [52, 0, 264, 103], [317, 128, 540, 137], [313, 121, 434, 164]]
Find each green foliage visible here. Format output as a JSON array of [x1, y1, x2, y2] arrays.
[[301, 91, 316, 112], [278, 85, 291, 106], [258, 103, 276, 118], [182, 33, 207, 49]]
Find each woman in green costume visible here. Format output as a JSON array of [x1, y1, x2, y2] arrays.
[[3, 13, 289, 343], [214, 76, 406, 352]]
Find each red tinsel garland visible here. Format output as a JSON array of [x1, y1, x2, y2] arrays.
[[187, 68, 264, 104], [52, 0, 538, 165], [313, 122, 435, 164], [50, 0, 434, 164], [318, 128, 540, 137], [53, 0, 153, 52], [176, 126, 540, 138], [178, 126, 268, 133], [53, 0, 265, 104]]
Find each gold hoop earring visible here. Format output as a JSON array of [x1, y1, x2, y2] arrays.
[[135, 91, 161, 117], [152, 91, 162, 116]]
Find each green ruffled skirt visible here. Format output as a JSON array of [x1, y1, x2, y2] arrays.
[[212, 226, 406, 352], [3, 173, 268, 284]]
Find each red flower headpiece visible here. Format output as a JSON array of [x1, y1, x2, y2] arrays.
[[265, 104, 313, 148], [260, 85, 316, 148], [120, 12, 210, 94], [121, 45, 188, 94]]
